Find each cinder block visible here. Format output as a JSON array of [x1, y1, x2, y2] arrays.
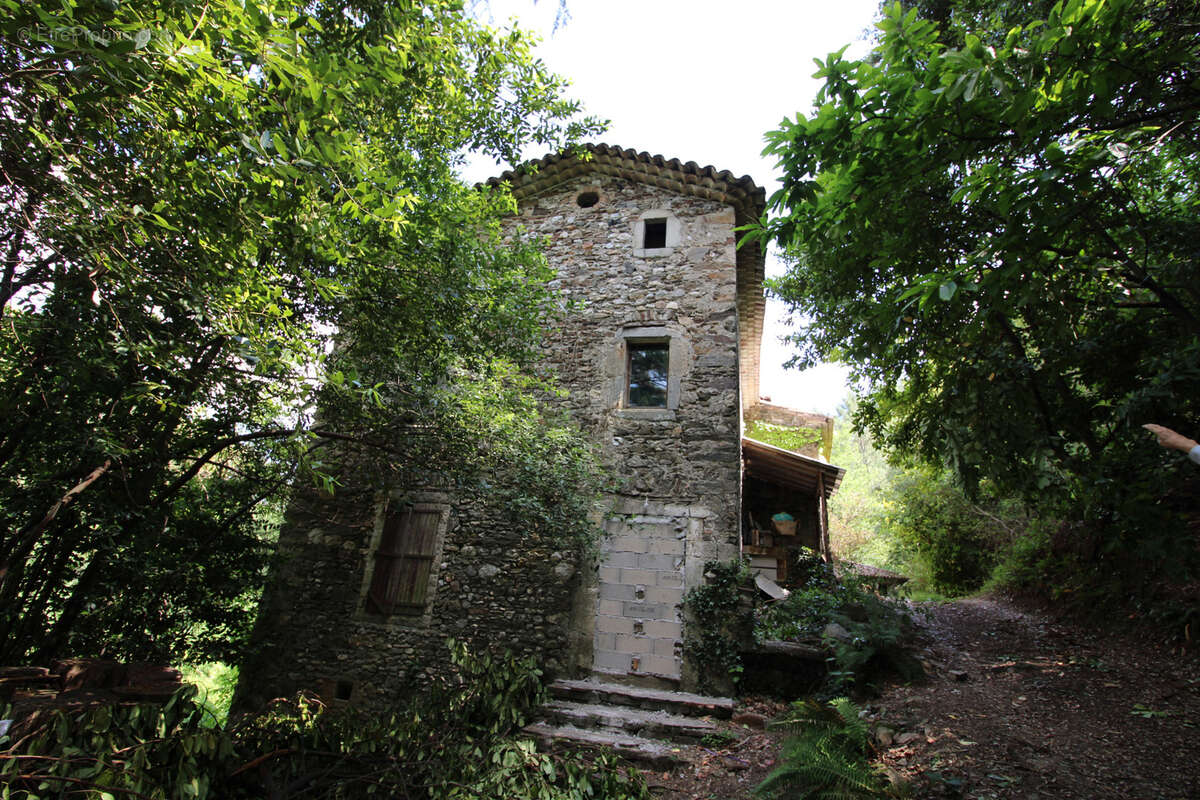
[[622, 601, 664, 619], [635, 553, 678, 571], [648, 538, 685, 556], [615, 634, 652, 655], [597, 600, 624, 617], [656, 571, 683, 588], [594, 632, 617, 652], [599, 551, 638, 569], [608, 535, 649, 554], [593, 650, 630, 672], [595, 615, 634, 635], [643, 620, 682, 640], [643, 586, 683, 606], [643, 655, 680, 677], [598, 582, 635, 602], [619, 568, 657, 586], [652, 637, 680, 657], [598, 566, 621, 584]]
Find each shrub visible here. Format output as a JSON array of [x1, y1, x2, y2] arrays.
[[755, 554, 918, 690], [881, 467, 1026, 595], [684, 554, 919, 693], [682, 559, 754, 693], [1, 641, 649, 800], [755, 697, 904, 799]]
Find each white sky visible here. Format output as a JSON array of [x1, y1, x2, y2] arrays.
[[462, 0, 883, 415]]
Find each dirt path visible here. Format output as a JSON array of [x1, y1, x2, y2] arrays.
[[873, 596, 1200, 799]]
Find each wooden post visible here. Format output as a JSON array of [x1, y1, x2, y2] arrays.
[[817, 472, 832, 562]]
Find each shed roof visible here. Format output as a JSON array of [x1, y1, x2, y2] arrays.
[[742, 437, 846, 499]]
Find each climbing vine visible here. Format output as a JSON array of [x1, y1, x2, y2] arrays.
[[745, 421, 823, 454], [682, 559, 754, 693]]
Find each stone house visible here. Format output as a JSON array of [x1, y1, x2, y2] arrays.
[[238, 144, 844, 709]]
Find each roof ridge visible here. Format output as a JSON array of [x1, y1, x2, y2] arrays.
[[484, 142, 765, 219]]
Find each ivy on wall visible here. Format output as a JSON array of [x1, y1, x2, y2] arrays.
[[745, 421, 823, 454]]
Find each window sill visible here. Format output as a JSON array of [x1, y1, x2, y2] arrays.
[[614, 408, 676, 421]]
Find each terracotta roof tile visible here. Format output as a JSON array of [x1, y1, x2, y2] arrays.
[[485, 143, 766, 224]]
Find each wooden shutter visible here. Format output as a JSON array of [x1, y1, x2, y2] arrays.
[[366, 507, 440, 614]]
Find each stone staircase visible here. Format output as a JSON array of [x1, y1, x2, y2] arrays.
[[523, 677, 736, 768]]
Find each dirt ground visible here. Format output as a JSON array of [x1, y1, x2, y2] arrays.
[[648, 595, 1200, 799]]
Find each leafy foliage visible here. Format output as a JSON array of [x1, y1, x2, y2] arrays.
[[1, 642, 649, 799], [681, 559, 753, 693], [754, 552, 917, 690], [1, 686, 233, 799], [0, 0, 603, 663], [684, 556, 917, 692], [181, 662, 240, 729], [879, 468, 1028, 595], [757, 0, 1200, 607], [828, 403, 1034, 598], [755, 698, 903, 799], [745, 421, 823, 454]]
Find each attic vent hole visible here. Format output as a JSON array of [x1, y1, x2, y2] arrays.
[[643, 218, 667, 249], [576, 190, 599, 208]]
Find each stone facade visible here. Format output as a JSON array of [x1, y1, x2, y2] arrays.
[[509, 170, 752, 682], [238, 477, 583, 711], [240, 145, 770, 707]]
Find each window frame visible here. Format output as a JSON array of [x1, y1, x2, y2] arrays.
[[360, 500, 449, 622], [632, 210, 681, 257], [610, 326, 691, 418], [625, 338, 670, 409]]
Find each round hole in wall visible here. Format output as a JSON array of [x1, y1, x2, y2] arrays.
[[576, 190, 600, 208]]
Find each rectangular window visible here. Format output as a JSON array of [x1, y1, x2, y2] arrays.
[[627, 342, 669, 407], [366, 506, 441, 615], [643, 218, 667, 249]]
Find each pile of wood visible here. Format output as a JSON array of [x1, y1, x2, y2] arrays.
[[1, 660, 186, 735]]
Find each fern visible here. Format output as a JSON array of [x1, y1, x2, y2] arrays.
[[755, 698, 904, 799]]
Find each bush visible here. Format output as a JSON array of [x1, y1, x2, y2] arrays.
[[755, 697, 904, 799], [1, 641, 649, 800], [682, 559, 754, 694], [684, 555, 918, 693], [755, 554, 918, 690], [182, 662, 239, 728], [881, 467, 1026, 596]]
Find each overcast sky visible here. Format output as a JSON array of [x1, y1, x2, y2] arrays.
[[462, 0, 883, 415]]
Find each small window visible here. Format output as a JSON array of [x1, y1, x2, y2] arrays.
[[576, 190, 599, 208], [366, 506, 441, 615], [627, 342, 669, 408], [643, 218, 667, 249]]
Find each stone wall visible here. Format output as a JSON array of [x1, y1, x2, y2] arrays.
[[509, 174, 744, 683], [238, 478, 579, 711], [513, 174, 743, 526]]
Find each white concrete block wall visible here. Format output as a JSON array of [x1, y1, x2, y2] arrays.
[[593, 510, 689, 679]]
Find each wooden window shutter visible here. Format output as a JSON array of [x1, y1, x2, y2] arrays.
[[366, 506, 441, 615]]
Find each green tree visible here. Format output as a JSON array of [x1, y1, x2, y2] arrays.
[[757, 0, 1200, 600], [0, 0, 601, 663]]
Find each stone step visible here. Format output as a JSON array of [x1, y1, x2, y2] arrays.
[[548, 678, 735, 719], [522, 721, 687, 768], [540, 699, 721, 745], [590, 667, 680, 693]]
